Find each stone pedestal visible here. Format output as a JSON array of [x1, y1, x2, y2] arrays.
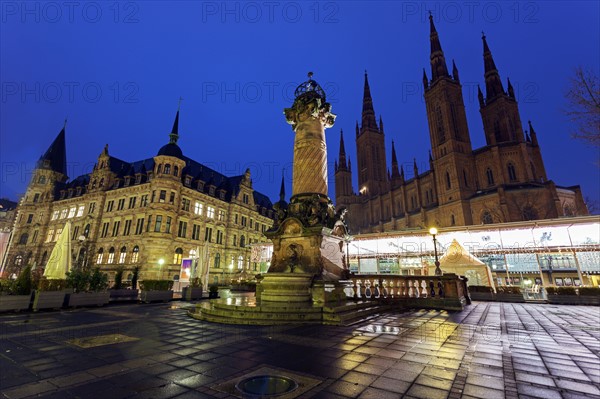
[[260, 273, 314, 302]]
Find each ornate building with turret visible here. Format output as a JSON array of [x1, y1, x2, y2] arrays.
[[3, 109, 274, 282], [335, 16, 588, 234]]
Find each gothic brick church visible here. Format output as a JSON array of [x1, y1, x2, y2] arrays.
[[335, 15, 587, 234]]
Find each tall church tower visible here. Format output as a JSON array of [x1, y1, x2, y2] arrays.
[[423, 14, 475, 216], [478, 34, 526, 145], [334, 130, 353, 201], [355, 73, 387, 197]]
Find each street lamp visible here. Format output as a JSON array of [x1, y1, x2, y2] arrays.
[[158, 258, 165, 278], [429, 227, 442, 276]]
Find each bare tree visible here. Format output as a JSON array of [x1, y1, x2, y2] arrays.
[[564, 66, 600, 147]]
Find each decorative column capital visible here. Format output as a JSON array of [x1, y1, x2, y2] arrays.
[[284, 93, 336, 130]]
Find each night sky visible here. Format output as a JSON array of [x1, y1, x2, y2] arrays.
[[1, 1, 599, 211]]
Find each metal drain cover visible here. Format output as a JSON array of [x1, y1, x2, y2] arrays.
[[236, 375, 298, 397]]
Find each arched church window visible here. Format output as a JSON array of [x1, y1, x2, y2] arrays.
[[481, 211, 493, 224], [486, 168, 494, 186], [507, 163, 517, 182]]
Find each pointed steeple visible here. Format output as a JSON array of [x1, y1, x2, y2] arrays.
[[507, 77, 515, 98], [422, 68, 429, 90], [279, 171, 286, 202], [452, 59, 460, 82], [528, 120, 539, 146], [390, 141, 400, 180], [355, 121, 360, 138], [379, 116, 384, 133], [429, 150, 433, 163], [477, 85, 485, 108], [361, 71, 378, 131], [413, 158, 419, 177], [169, 98, 182, 144], [400, 165, 405, 182], [38, 123, 68, 176], [429, 13, 449, 81], [482, 33, 505, 100], [338, 129, 348, 169]]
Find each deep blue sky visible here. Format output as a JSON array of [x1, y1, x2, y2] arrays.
[[1, 1, 599, 210]]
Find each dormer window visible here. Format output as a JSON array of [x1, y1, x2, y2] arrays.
[[174, 166, 179, 177], [197, 181, 205, 191], [184, 176, 192, 186], [76, 187, 82, 196], [113, 180, 120, 189], [209, 186, 215, 196], [242, 193, 249, 204], [219, 190, 225, 200], [124, 177, 130, 186], [135, 174, 141, 184], [60, 191, 66, 199]]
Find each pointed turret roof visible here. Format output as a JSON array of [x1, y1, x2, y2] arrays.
[[429, 13, 449, 81], [391, 141, 400, 180], [158, 103, 184, 159], [482, 33, 505, 100], [361, 72, 378, 131], [38, 123, 67, 175]]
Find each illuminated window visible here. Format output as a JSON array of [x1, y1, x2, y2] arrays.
[[46, 229, 54, 243], [68, 207, 76, 218], [214, 253, 221, 268], [76, 205, 84, 217], [107, 247, 115, 264], [194, 202, 203, 215], [118, 247, 127, 264], [238, 256, 244, 270], [173, 247, 183, 265], [96, 248, 104, 264], [60, 209, 68, 219], [207, 206, 215, 218], [131, 246, 139, 263], [51, 210, 59, 220]]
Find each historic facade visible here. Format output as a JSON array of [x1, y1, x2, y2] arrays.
[[335, 16, 588, 234], [4, 109, 275, 283]]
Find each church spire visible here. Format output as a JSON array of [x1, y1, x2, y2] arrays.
[[169, 97, 182, 144], [361, 71, 378, 131], [391, 140, 400, 180], [38, 123, 68, 176], [528, 120, 539, 146], [482, 33, 505, 101], [452, 59, 460, 82], [429, 13, 449, 81], [338, 129, 348, 169], [279, 170, 286, 202]]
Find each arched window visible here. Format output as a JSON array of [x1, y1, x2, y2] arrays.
[[15, 255, 23, 266], [118, 246, 127, 264], [157, 164, 162, 174], [164, 164, 171, 174], [435, 106, 445, 143], [107, 247, 115, 264], [18, 233, 28, 245], [450, 214, 456, 226], [522, 206, 538, 221], [96, 248, 104, 264], [446, 172, 451, 189], [131, 246, 140, 263], [214, 253, 221, 268], [237, 255, 244, 270], [481, 211, 493, 224], [530, 162, 537, 182], [240, 235, 246, 248], [486, 168, 494, 186], [173, 166, 179, 176], [507, 163, 517, 182], [563, 204, 575, 217], [38, 175, 46, 184], [173, 247, 183, 265]]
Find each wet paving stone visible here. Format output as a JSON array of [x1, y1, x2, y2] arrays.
[[1, 302, 599, 398]]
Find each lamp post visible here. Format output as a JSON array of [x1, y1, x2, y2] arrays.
[[429, 227, 442, 276], [158, 258, 165, 279]]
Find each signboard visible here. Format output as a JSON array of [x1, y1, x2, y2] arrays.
[[180, 258, 192, 283]]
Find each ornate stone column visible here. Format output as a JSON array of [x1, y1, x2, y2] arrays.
[[284, 73, 336, 198]]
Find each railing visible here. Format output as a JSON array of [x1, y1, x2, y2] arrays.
[[348, 274, 470, 309]]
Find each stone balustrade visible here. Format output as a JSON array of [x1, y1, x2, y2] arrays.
[[347, 273, 470, 311]]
